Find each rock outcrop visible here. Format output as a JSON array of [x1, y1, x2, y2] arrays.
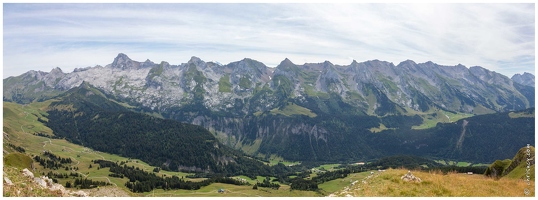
[[22, 168, 89, 197], [22, 168, 34, 178], [4, 176, 14, 186], [401, 170, 422, 183]]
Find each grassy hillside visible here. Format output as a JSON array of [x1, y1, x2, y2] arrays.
[[486, 145, 536, 181], [2, 101, 192, 196], [3, 152, 33, 169], [411, 110, 474, 130], [332, 168, 534, 197], [2, 100, 317, 197], [4, 98, 535, 197], [270, 102, 317, 117]]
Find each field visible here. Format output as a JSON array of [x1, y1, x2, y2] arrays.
[[270, 102, 317, 118], [369, 123, 396, 133], [509, 110, 535, 118], [331, 168, 535, 197], [434, 159, 488, 167], [266, 154, 301, 166], [141, 183, 321, 197], [315, 163, 341, 171], [411, 110, 473, 130]]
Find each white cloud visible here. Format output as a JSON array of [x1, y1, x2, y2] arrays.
[[3, 3, 534, 78]]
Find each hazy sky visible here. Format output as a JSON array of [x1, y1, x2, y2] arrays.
[[3, 3, 535, 78]]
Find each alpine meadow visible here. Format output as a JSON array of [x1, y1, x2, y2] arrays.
[[3, 3, 536, 197]]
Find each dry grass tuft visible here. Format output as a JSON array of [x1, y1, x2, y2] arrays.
[[347, 169, 534, 197]]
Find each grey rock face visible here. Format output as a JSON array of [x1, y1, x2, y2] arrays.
[[512, 72, 535, 87], [21, 168, 34, 179], [33, 177, 47, 188], [3, 53, 534, 115], [4, 176, 13, 186]]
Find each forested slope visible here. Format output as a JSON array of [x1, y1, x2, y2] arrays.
[[45, 83, 289, 176]]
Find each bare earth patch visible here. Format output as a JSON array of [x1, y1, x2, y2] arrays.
[[83, 186, 131, 197]]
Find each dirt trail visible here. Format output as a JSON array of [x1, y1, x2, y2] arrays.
[[18, 105, 30, 137]]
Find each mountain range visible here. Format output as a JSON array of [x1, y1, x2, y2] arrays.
[[3, 53, 535, 163], [4, 53, 534, 113]]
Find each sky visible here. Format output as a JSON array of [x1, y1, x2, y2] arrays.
[[2, 3, 535, 78]]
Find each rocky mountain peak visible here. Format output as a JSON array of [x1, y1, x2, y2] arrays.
[[111, 53, 139, 69], [187, 56, 205, 67], [455, 63, 467, 70], [398, 60, 417, 66], [50, 67, 63, 74], [112, 53, 131, 64], [280, 58, 294, 66], [141, 59, 156, 68], [396, 60, 420, 73], [241, 58, 253, 62], [320, 61, 336, 71], [234, 58, 267, 73], [364, 59, 394, 68], [275, 58, 297, 72], [159, 61, 170, 67], [42, 67, 67, 87], [188, 56, 203, 64], [512, 72, 535, 87]]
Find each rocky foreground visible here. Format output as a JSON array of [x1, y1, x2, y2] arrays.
[[329, 169, 534, 197], [4, 166, 132, 197], [4, 167, 88, 197]]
